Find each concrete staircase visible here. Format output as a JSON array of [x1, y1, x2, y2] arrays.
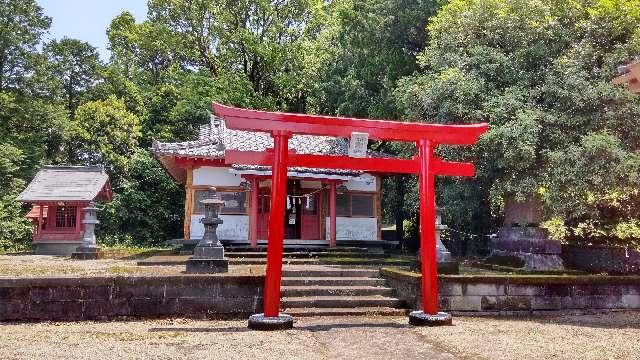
[[280, 266, 408, 317]]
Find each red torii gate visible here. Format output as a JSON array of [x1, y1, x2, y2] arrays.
[[212, 102, 488, 329]]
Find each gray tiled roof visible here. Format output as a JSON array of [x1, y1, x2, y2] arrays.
[[152, 117, 390, 176], [17, 166, 109, 202]]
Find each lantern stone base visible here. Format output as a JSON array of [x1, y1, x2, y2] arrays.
[[71, 246, 102, 260], [186, 258, 229, 273], [408, 311, 452, 326], [193, 244, 225, 259], [248, 313, 294, 331]]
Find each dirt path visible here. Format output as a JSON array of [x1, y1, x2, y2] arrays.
[[2, 313, 640, 359], [0, 316, 455, 360]]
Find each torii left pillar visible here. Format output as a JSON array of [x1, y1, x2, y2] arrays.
[[248, 131, 294, 330], [408, 139, 452, 326]]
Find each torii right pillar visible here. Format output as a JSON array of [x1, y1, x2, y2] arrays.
[[409, 139, 453, 326]]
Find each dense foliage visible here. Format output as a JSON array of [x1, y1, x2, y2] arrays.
[[0, 0, 638, 252], [396, 0, 640, 249]]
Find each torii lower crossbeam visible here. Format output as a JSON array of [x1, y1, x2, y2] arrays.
[[213, 102, 488, 330]]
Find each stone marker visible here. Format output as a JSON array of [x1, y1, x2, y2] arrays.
[[71, 202, 102, 260], [489, 197, 564, 270], [186, 187, 229, 273]]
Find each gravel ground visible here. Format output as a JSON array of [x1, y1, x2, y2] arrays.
[[0, 255, 265, 277], [1, 313, 639, 360]]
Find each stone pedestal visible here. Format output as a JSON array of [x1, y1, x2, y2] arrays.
[[72, 203, 101, 260], [186, 244, 229, 273], [490, 226, 564, 270], [71, 246, 101, 260], [186, 258, 229, 273], [489, 197, 564, 271], [248, 313, 294, 330], [409, 311, 452, 326]]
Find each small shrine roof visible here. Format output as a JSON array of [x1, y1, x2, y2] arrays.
[[17, 166, 111, 203]]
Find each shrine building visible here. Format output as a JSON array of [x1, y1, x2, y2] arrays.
[[17, 166, 112, 255], [152, 115, 394, 248]]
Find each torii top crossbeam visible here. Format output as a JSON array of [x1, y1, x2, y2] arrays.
[[212, 102, 488, 328]]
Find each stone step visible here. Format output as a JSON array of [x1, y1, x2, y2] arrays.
[[281, 277, 387, 287], [229, 258, 320, 265], [225, 251, 381, 259], [282, 268, 379, 278], [281, 295, 403, 309], [225, 246, 369, 253], [281, 285, 394, 297], [283, 307, 408, 317]]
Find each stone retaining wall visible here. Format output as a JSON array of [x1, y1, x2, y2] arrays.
[[0, 275, 264, 322], [381, 267, 640, 313]]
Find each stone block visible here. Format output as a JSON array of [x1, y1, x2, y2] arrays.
[[485, 296, 532, 311], [0, 286, 30, 301], [193, 245, 224, 259], [49, 286, 83, 301], [439, 283, 463, 296], [29, 287, 52, 302], [620, 294, 640, 308], [186, 258, 229, 274], [462, 283, 506, 296], [113, 284, 165, 300], [531, 296, 563, 310], [448, 296, 482, 311], [0, 301, 28, 321], [545, 284, 572, 297], [128, 298, 165, 317], [506, 285, 546, 296], [165, 284, 215, 299], [29, 300, 84, 321], [439, 297, 451, 310], [81, 285, 113, 300], [587, 295, 624, 309]]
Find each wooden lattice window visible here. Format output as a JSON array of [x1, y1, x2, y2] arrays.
[[55, 206, 77, 228], [335, 193, 375, 218], [193, 190, 247, 215]]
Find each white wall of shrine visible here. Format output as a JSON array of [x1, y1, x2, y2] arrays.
[[193, 166, 243, 186], [190, 214, 249, 240], [190, 166, 247, 240], [325, 217, 378, 241], [188, 166, 379, 241]]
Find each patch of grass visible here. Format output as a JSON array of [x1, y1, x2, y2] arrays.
[[106, 266, 142, 275], [99, 245, 177, 260]]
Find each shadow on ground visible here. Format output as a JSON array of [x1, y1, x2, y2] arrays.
[[149, 321, 412, 333], [457, 310, 640, 330]]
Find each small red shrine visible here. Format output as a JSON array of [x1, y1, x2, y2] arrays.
[[17, 166, 112, 255], [613, 59, 640, 93]]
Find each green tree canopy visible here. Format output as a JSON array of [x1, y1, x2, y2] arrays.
[[0, 0, 51, 92], [43, 38, 102, 115], [70, 96, 142, 177], [397, 0, 640, 246]]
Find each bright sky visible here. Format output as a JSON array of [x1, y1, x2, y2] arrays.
[[37, 0, 149, 61]]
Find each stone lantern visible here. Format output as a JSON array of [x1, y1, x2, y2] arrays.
[[71, 202, 101, 260], [186, 187, 229, 273], [416, 207, 459, 274]]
